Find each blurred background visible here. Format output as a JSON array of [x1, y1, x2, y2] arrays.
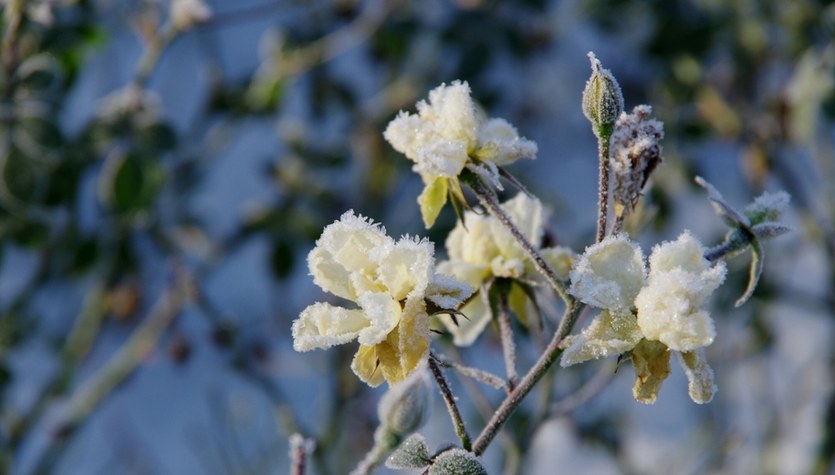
[[1, 0, 834, 474]]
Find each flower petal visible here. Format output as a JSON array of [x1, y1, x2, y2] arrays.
[[357, 292, 401, 346], [569, 234, 646, 312], [631, 339, 671, 404], [676, 350, 716, 404], [426, 273, 474, 310], [475, 117, 538, 165], [352, 344, 386, 387], [377, 237, 434, 301], [418, 177, 449, 229], [292, 302, 367, 351], [560, 310, 643, 366]]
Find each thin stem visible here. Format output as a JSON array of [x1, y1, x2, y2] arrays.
[[496, 293, 518, 389], [428, 353, 472, 451], [464, 173, 570, 304], [596, 136, 611, 243], [432, 354, 509, 392], [471, 301, 581, 456]]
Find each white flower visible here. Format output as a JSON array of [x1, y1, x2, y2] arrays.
[[293, 211, 472, 386], [560, 310, 643, 367], [635, 231, 726, 352], [437, 194, 562, 345], [384, 81, 537, 227], [171, 0, 212, 31], [569, 234, 646, 313]]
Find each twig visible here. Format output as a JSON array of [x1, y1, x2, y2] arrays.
[[496, 293, 518, 389], [471, 300, 581, 456], [289, 433, 315, 475], [432, 354, 509, 392], [464, 173, 571, 304], [596, 138, 611, 242], [428, 353, 472, 451]]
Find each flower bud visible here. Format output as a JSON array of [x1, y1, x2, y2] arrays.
[[582, 52, 624, 139], [429, 449, 488, 475], [378, 366, 431, 441]]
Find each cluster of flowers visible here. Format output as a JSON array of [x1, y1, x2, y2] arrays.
[[291, 72, 789, 408]]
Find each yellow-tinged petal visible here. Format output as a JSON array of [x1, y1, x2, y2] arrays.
[[352, 344, 386, 387], [395, 296, 430, 378], [677, 350, 716, 404], [631, 339, 671, 404], [418, 177, 448, 228], [377, 237, 433, 301], [426, 273, 474, 310], [292, 302, 368, 351], [559, 310, 643, 366]]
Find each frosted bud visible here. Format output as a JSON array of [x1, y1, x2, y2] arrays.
[[429, 449, 488, 475], [386, 433, 431, 469], [610, 105, 664, 218], [582, 52, 624, 138], [378, 366, 431, 440]]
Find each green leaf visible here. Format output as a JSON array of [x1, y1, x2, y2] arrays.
[[270, 238, 295, 280], [735, 237, 764, 308], [135, 121, 177, 155], [99, 153, 164, 213], [429, 449, 488, 475], [418, 177, 448, 228], [2, 147, 37, 202]]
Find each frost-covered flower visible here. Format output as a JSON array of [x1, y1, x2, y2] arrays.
[[293, 212, 472, 386], [635, 231, 726, 352], [384, 81, 537, 228], [436, 194, 573, 345], [171, 0, 212, 31], [561, 231, 725, 404]]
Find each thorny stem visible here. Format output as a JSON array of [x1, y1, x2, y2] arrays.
[[471, 300, 581, 456], [596, 136, 611, 243], [497, 293, 518, 389], [464, 174, 571, 304], [429, 353, 472, 451]]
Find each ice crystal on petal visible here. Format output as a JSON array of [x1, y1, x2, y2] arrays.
[[636, 231, 726, 352], [569, 234, 646, 313], [560, 310, 643, 366], [292, 303, 368, 351]]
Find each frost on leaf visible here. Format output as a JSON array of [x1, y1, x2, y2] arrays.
[[560, 310, 643, 367], [743, 190, 790, 225], [569, 234, 646, 313]]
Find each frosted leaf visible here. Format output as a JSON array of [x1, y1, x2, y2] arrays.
[[292, 302, 368, 351], [631, 339, 671, 404], [357, 292, 402, 346], [426, 274, 474, 310], [560, 310, 643, 366], [743, 190, 791, 225], [308, 211, 391, 301], [569, 234, 646, 313], [437, 286, 491, 347], [429, 449, 488, 475], [752, 222, 792, 239], [386, 433, 431, 469], [475, 117, 538, 165], [694, 176, 750, 227], [377, 237, 434, 301], [677, 350, 716, 404]]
